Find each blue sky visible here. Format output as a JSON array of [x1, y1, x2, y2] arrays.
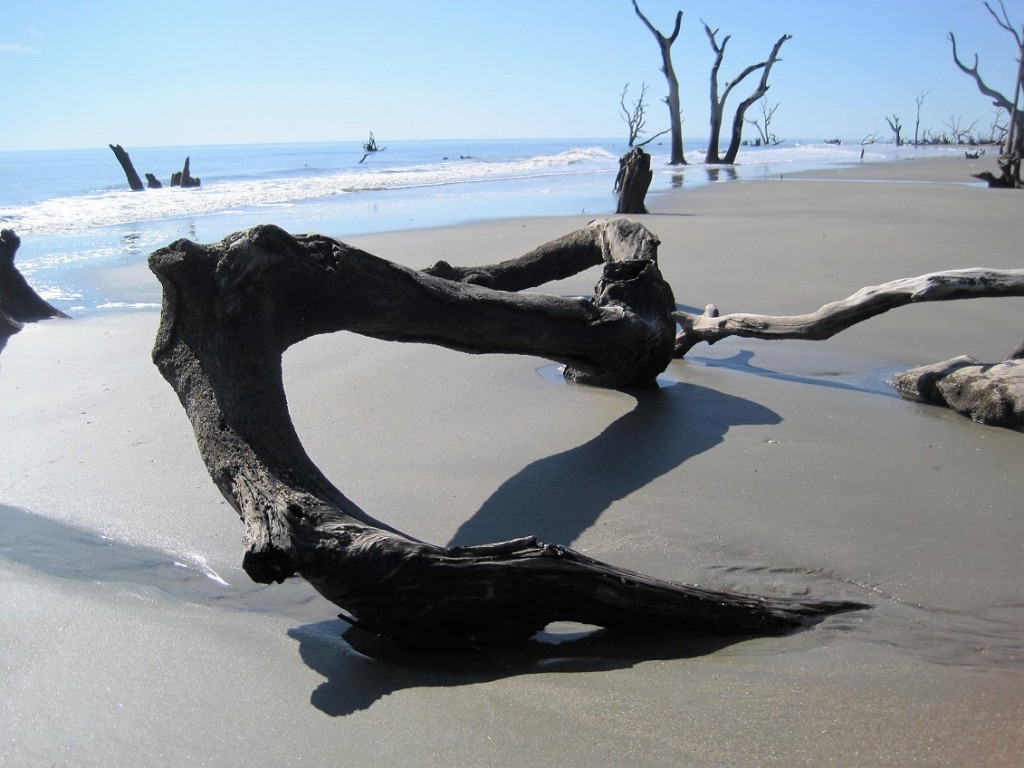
[[2, 0, 1021, 151]]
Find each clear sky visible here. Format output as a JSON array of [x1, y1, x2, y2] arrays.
[[2, 0, 1021, 151]]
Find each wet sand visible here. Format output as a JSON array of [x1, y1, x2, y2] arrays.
[[1, 155, 1021, 766]]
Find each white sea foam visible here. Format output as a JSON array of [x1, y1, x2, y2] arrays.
[[1, 147, 617, 236]]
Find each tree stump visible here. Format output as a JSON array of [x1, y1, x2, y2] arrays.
[[109, 144, 145, 192], [170, 156, 200, 188], [0, 229, 70, 352], [614, 147, 653, 214]]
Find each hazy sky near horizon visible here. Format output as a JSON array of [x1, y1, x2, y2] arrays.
[[2, 0, 1021, 151]]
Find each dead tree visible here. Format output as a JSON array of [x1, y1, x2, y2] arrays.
[[359, 132, 386, 164], [0, 229, 69, 352], [949, 1, 1024, 186], [913, 91, 928, 145], [109, 144, 145, 191], [631, 1, 687, 165], [886, 114, 904, 146], [744, 96, 781, 146], [149, 220, 872, 648], [614, 147, 654, 214], [620, 82, 669, 148], [702, 21, 791, 164]]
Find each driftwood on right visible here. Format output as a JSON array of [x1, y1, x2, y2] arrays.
[[670, 268, 1024, 429], [890, 342, 1024, 428]]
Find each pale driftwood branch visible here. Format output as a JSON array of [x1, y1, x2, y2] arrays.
[[672, 268, 1024, 357], [149, 220, 864, 648]]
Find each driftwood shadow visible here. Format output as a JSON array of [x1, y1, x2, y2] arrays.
[[285, 381, 782, 715], [448, 380, 780, 547], [288, 618, 749, 717]]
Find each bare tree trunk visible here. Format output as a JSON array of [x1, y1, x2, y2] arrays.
[[949, 4, 1024, 186], [632, 2, 687, 165], [148, 220, 866, 647], [614, 147, 653, 214], [721, 34, 791, 164], [109, 144, 145, 191]]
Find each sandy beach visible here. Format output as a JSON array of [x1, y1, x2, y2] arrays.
[[2, 155, 1021, 766]]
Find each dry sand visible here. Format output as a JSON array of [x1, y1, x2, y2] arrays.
[[1, 155, 1021, 767]]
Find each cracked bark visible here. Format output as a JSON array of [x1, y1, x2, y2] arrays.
[[149, 219, 865, 648]]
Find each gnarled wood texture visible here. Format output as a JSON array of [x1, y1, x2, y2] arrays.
[[149, 220, 864, 647]]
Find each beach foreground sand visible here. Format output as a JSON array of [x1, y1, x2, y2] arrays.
[[2, 156, 1021, 766]]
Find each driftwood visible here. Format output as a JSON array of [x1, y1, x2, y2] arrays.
[[110, 144, 200, 190], [0, 229, 69, 352], [614, 147, 653, 214], [672, 268, 1024, 429], [169, 157, 200, 188], [890, 342, 1024, 428], [149, 220, 866, 647], [672, 268, 1024, 357], [109, 144, 145, 192]]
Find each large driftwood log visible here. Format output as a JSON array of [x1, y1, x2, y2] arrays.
[[0, 229, 69, 351], [672, 268, 1024, 357], [149, 220, 864, 647]]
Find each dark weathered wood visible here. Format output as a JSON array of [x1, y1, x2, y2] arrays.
[[673, 268, 1024, 357], [614, 148, 654, 215], [631, 1, 686, 165], [170, 157, 200, 188], [145, 173, 163, 189], [109, 144, 145, 191], [0, 229, 69, 350], [702, 23, 791, 164], [149, 221, 865, 647]]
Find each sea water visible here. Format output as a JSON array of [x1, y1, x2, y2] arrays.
[[1, 137, 952, 315]]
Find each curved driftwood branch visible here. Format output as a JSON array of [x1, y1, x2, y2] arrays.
[[673, 268, 1024, 357], [149, 220, 864, 648]]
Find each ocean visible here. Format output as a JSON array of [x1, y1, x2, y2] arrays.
[[0, 137, 957, 315]]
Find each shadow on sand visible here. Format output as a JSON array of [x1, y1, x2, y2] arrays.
[[289, 619, 752, 716], [288, 380, 783, 715]]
